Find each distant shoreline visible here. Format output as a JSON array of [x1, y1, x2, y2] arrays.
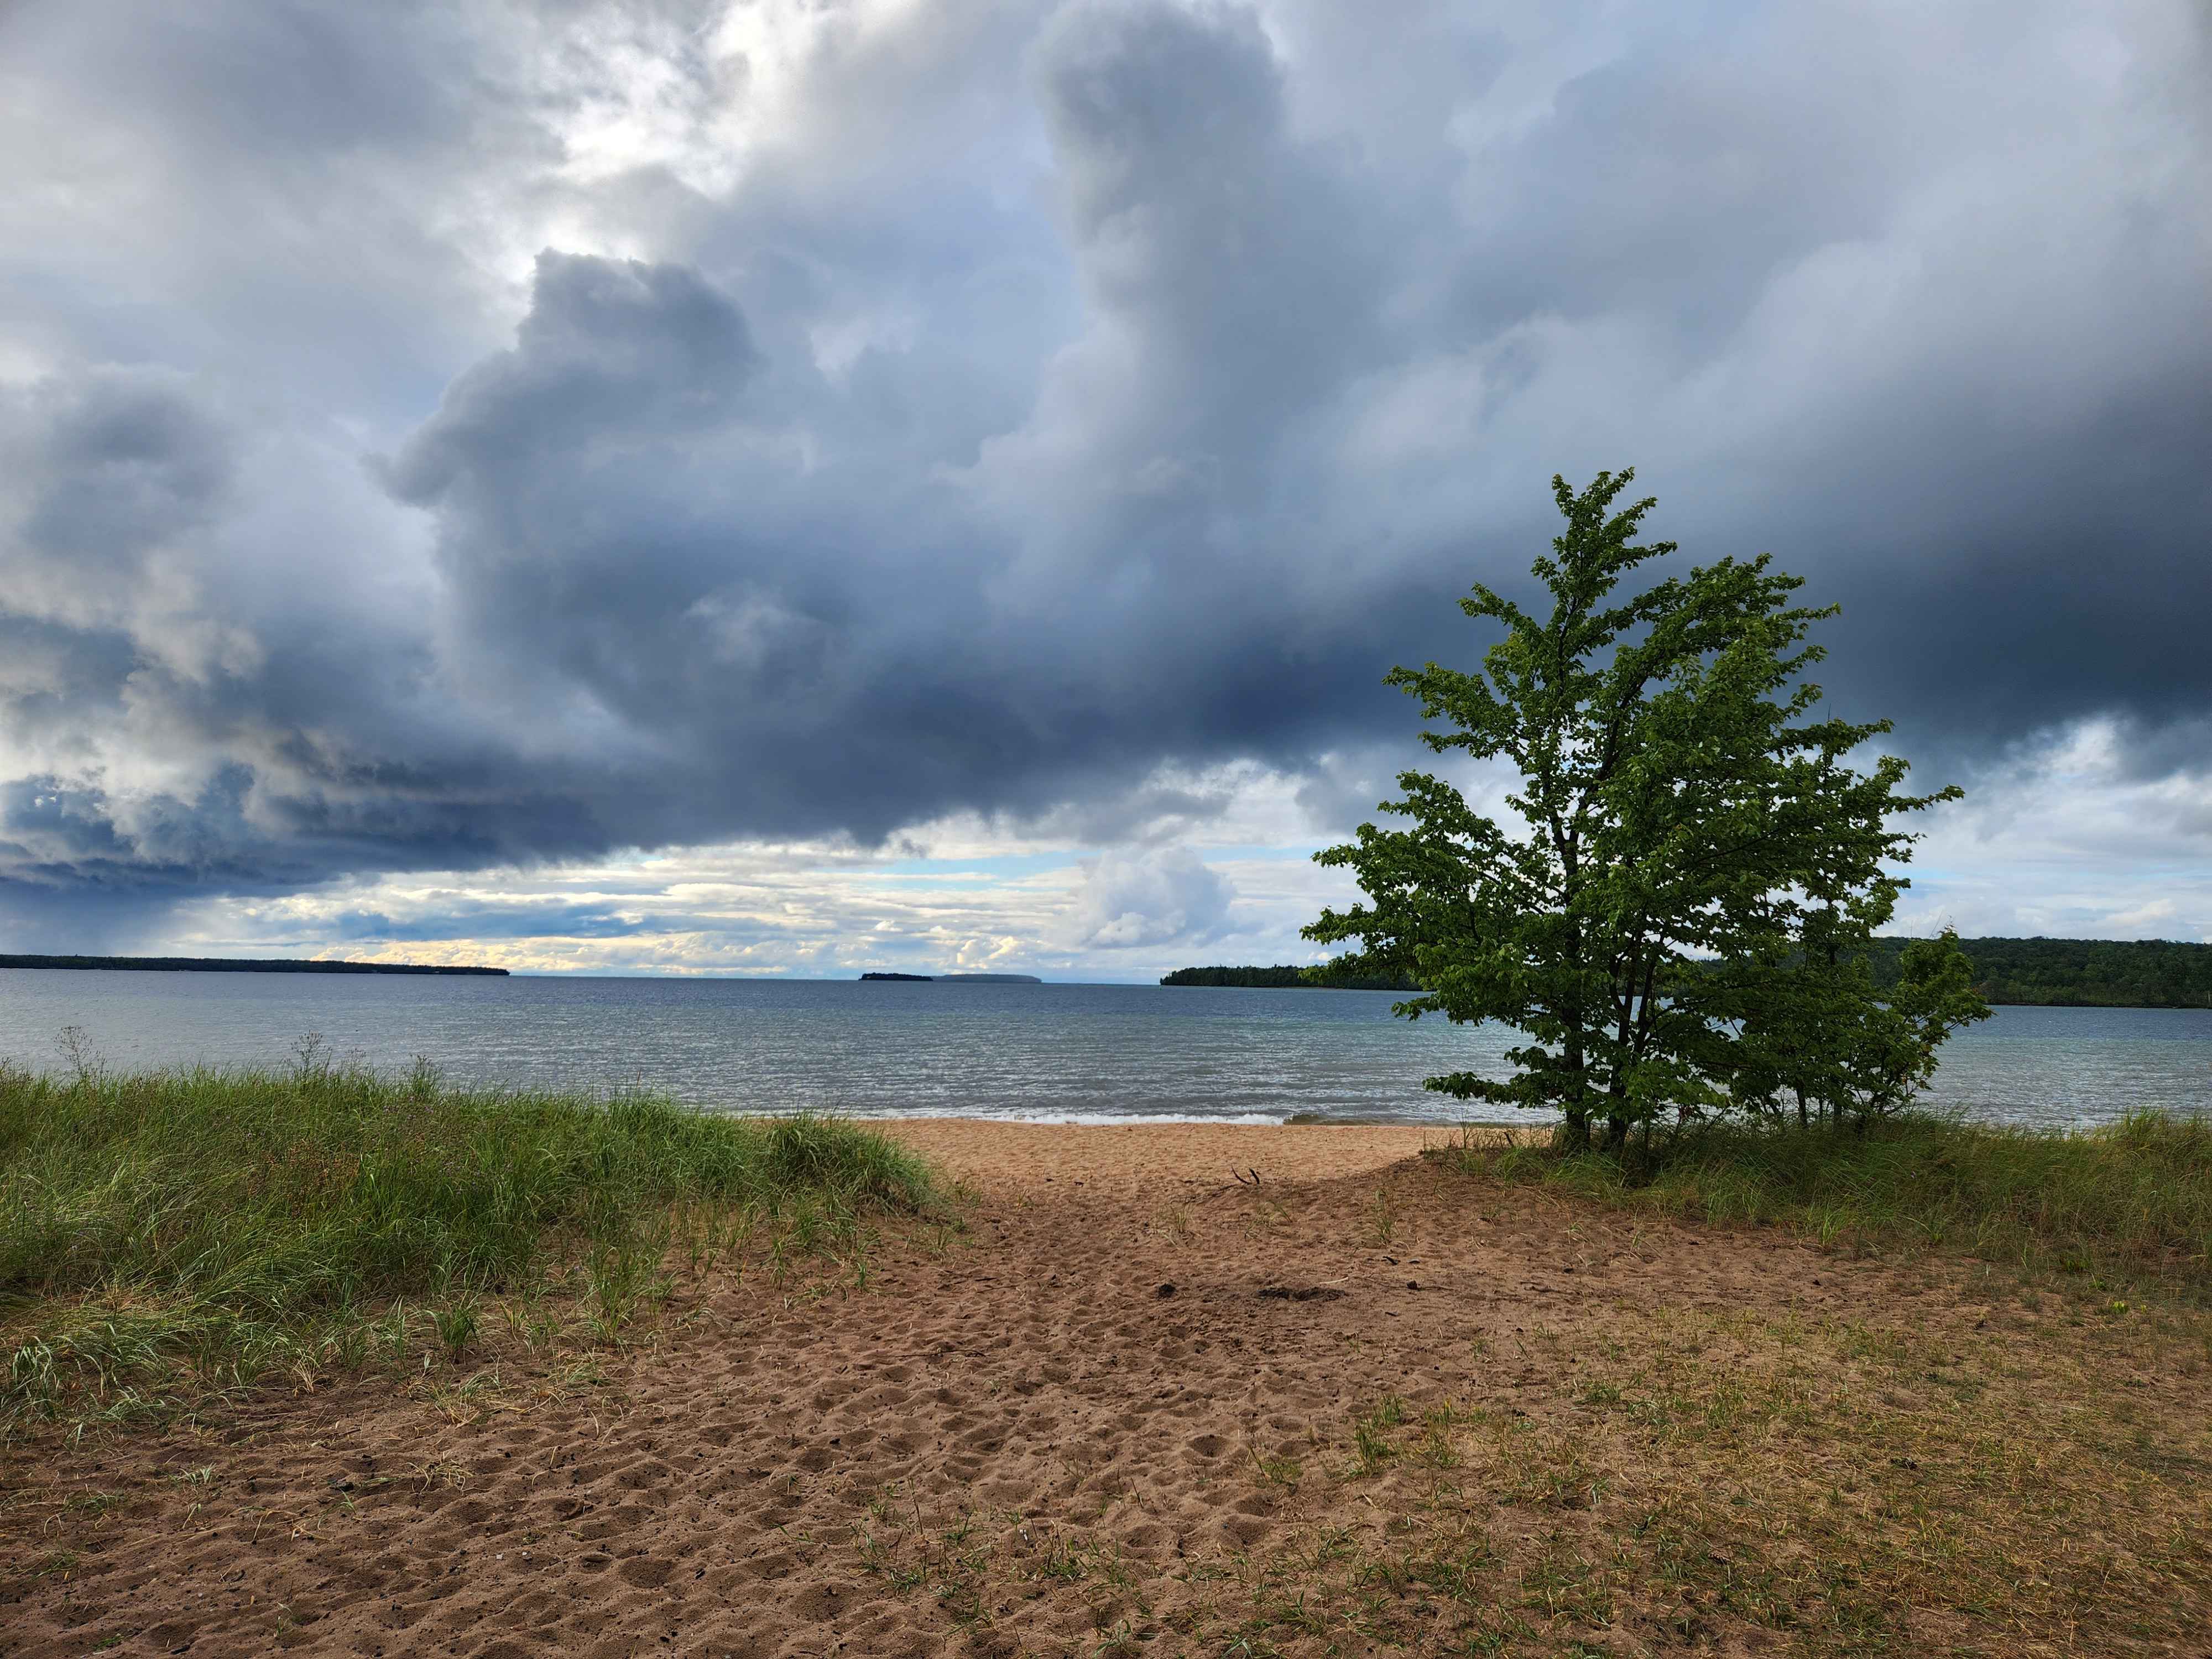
[[0, 954, 508, 977], [1167, 936, 2212, 1009]]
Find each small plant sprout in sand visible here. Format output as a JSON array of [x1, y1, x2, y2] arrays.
[[1353, 1395, 1407, 1476], [430, 1299, 479, 1364]]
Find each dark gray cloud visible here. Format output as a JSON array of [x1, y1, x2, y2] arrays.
[[330, 900, 685, 944], [1, 0, 2207, 941]]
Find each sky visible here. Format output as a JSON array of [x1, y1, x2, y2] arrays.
[[1, 0, 2208, 979]]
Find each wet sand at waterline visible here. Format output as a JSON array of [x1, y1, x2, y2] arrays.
[[6, 1121, 2205, 1657]]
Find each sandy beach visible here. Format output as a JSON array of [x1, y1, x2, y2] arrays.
[[5, 1119, 2204, 1657], [883, 1118, 1465, 1190]]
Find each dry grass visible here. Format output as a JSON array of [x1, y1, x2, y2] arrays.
[[1190, 1300, 2212, 1655]]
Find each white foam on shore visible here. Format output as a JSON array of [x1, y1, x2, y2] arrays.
[[870, 1107, 1293, 1127]]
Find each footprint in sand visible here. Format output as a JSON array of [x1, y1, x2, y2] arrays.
[[743, 1548, 797, 1580], [1220, 1511, 1272, 1547], [614, 1556, 672, 1589], [791, 1581, 858, 1620]]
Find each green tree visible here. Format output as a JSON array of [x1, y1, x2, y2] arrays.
[[1304, 469, 1962, 1148]]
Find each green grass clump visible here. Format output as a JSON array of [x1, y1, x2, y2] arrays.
[[0, 1052, 937, 1433], [1450, 1109, 2212, 1292]]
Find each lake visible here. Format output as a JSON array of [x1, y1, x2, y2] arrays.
[[0, 970, 2204, 1130]]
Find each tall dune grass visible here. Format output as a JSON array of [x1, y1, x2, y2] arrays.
[[0, 1051, 937, 1433], [1448, 1109, 2212, 1292]]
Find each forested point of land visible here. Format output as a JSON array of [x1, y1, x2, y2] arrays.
[[1167, 938, 2212, 1008], [1160, 965, 1420, 992], [0, 954, 508, 977], [1865, 937, 2212, 1009]]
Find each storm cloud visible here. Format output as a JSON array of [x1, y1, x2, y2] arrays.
[[2, 0, 2208, 947]]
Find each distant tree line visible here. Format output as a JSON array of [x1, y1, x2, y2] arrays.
[[1160, 965, 1421, 991], [1865, 937, 2212, 1009], [0, 954, 508, 977], [1168, 938, 2212, 1009]]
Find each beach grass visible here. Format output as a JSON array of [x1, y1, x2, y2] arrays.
[[0, 1049, 938, 1436], [1438, 1108, 2212, 1295]]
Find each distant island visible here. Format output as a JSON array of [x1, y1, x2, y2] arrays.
[[1167, 937, 2212, 1009], [858, 972, 1043, 984], [0, 954, 507, 976]]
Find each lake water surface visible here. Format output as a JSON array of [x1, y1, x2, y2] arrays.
[[0, 970, 2205, 1130]]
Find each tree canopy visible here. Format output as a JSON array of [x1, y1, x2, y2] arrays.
[[1305, 470, 1984, 1146]]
